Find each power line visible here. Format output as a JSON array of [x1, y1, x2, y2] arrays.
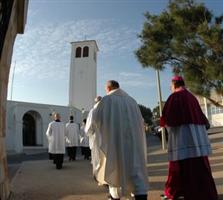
[[10, 60, 16, 100]]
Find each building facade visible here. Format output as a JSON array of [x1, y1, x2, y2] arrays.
[[196, 93, 223, 126], [6, 40, 99, 153], [6, 101, 81, 153], [69, 40, 98, 112]]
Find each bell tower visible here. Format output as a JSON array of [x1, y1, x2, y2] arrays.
[[69, 40, 99, 111]]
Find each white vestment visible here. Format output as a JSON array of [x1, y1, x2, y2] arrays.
[[85, 102, 107, 185], [80, 124, 89, 147], [65, 122, 80, 147], [92, 89, 149, 196], [46, 121, 65, 154]]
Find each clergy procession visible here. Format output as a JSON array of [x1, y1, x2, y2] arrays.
[[3, 1, 223, 199], [44, 78, 218, 200]]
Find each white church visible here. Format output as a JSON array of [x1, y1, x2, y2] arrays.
[[6, 40, 99, 153]]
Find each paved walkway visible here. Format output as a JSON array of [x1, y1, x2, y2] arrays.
[[8, 133, 223, 200]]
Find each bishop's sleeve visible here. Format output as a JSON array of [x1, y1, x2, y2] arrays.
[[160, 116, 166, 127]]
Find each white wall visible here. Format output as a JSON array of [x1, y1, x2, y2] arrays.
[[6, 101, 81, 153], [69, 40, 98, 112], [6, 102, 16, 151], [211, 113, 223, 126]]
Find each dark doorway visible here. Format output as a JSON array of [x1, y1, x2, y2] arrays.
[[23, 113, 36, 146]]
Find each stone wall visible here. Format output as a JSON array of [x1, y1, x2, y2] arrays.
[[0, 0, 28, 199]]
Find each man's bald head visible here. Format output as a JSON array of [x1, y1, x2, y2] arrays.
[[105, 80, 120, 94]]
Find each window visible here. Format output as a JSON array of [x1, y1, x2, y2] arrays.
[[83, 46, 89, 57], [211, 106, 216, 115], [217, 106, 223, 114], [210, 105, 223, 115], [75, 47, 81, 58]]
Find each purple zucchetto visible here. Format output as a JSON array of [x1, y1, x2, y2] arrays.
[[171, 75, 184, 82]]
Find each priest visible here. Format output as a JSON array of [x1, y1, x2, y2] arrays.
[[65, 115, 80, 161], [85, 96, 107, 185], [91, 80, 148, 200], [46, 112, 65, 170]]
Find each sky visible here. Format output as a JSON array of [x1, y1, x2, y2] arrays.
[[7, 0, 223, 110]]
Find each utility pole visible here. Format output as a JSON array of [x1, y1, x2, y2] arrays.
[[203, 97, 208, 119], [156, 70, 167, 150]]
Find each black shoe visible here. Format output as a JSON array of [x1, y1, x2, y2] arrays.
[[135, 194, 147, 200], [56, 167, 62, 170], [107, 195, 120, 200], [56, 164, 62, 170]]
